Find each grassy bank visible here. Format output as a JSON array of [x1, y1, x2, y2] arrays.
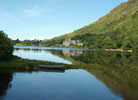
[[0, 56, 79, 70]]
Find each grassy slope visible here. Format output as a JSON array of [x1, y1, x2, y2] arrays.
[[45, 0, 138, 49]]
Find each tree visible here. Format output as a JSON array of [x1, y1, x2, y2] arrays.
[[15, 39, 20, 43], [0, 31, 13, 60]]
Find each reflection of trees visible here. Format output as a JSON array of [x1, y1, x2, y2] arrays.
[[87, 69, 138, 100], [14, 47, 138, 100], [70, 51, 138, 65], [0, 72, 13, 98], [48, 50, 138, 100], [15, 48, 42, 53], [45, 49, 138, 66], [14, 48, 52, 54], [14, 48, 84, 57], [14, 48, 138, 66], [79, 52, 138, 100]]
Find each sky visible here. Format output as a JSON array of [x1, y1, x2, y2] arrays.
[[0, 0, 128, 40]]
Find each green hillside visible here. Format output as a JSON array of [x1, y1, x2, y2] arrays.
[[0, 31, 13, 60], [44, 0, 138, 50]]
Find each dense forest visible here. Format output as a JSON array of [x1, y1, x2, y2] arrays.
[[0, 31, 13, 60], [43, 0, 138, 50]]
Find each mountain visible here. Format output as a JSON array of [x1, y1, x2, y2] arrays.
[[44, 0, 138, 50], [0, 31, 13, 60]]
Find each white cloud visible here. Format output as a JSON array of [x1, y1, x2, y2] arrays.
[[24, 8, 39, 16], [23, 5, 49, 17]]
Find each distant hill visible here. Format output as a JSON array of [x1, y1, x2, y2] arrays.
[[0, 31, 13, 60], [44, 0, 138, 50]]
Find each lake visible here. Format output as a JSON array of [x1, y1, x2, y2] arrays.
[[1, 45, 138, 100]]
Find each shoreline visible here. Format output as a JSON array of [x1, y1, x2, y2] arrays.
[[15, 45, 133, 52], [0, 56, 78, 70]]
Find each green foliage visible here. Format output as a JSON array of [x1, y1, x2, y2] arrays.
[[0, 31, 13, 60], [44, 0, 138, 50]]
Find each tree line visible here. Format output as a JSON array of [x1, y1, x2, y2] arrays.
[[13, 39, 48, 46]]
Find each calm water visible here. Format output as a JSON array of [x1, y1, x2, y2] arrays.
[[1, 45, 138, 100], [0, 70, 122, 100], [14, 46, 72, 64], [13, 46, 92, 64]]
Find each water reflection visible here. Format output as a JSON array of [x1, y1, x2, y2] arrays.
[[86, 69, 138, 100], [46, 49, 138, 66], [14, 48, 72, 64], [12, 46, 138, 100], [0, 70, 123, 100], [51, 49, 138, 100], [0, 72, 13, 100], [62, 50, 83, 57]]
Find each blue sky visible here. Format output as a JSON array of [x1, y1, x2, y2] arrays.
[[0, 0, 127, 40]]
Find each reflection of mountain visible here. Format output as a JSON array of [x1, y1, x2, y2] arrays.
[[47, 49, 138, 66], [47, 50, 138, 100], [14, 47, 138, 68], [0, 72, 13, 99], [14, 47, 138, 100], [87, 70, 138, 100]]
